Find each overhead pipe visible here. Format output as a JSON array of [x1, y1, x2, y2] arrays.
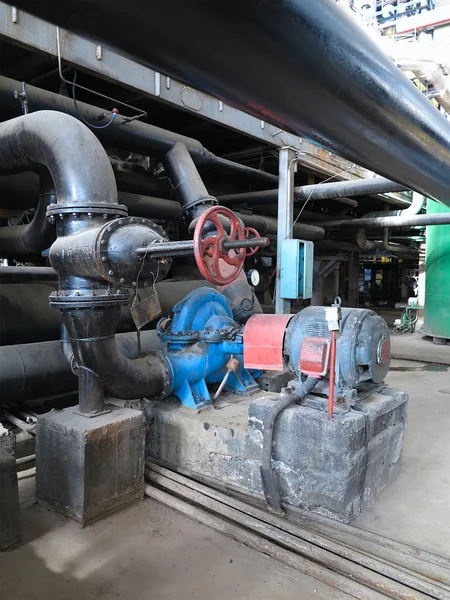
[[363, 192, 426, 218], [234, 212, 325, 241], [355, 229, 419, 256], [0, 75, 277, 185], [396, 58, 450, 114], [11, 0, 450, 204], [314, 213, 450, 230], [219, 176, 410, 208]]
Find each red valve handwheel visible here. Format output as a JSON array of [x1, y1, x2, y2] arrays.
[[244, 227, 261, 257], [193, 206, 246, 286]]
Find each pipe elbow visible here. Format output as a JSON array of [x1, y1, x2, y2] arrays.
[[0, 111, 117, 208]]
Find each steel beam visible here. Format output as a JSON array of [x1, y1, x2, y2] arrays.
[[0, 2, 370, 181], [275, 148, 296, 315]]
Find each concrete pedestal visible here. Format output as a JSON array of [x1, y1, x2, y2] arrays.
[[145, 386, 408, 523], [0, 449, 21, 550], [36, 405, 145, 525]]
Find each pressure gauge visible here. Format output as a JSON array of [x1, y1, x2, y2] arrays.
[[247, 269, 260, 287]]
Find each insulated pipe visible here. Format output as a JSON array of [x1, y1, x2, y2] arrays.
[[0, 280, 212, 345], [0, 170, 55, 258], [235, 212, 325, 241], [0, 330, 165, 404], [314, 213, 450, 230], [0, 267, 57, 283], [363, 192, 426, 218], [0, 76, 277, 185], [12, 1, 450, 204], [219, 176, 410, 207]]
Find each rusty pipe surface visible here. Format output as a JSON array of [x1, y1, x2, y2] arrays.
[[219, 177, 410, 207], [314, 213, 450, 230], [9, 0, 450, 205]]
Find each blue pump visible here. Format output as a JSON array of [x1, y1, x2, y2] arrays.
[[157, 287, 259, 410]]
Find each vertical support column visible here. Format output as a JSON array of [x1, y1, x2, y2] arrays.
[[347, 251, 360, 308], [275, 147, 296, 314]]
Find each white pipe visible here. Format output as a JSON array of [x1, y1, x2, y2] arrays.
[[396, 58, 450, 114]]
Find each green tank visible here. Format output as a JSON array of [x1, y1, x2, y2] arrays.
[[423, 200, 450, 340]]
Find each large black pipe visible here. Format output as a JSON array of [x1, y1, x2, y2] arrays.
[[219, 177, 410, 207], [0, 111, 117, 207], [0, 330, 164, 404], [0, 279, 211, 345], [0, 267, 57, 283], [0, 170, 55, 258], [163, 142, 217, 222], [11, 0, 450, 204], [313, 213, 450, 230], [62, 305, 170, 401], [0, 76, 277, 185]]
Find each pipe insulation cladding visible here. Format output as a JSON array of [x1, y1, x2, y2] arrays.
[[9, 0, 450, 205]]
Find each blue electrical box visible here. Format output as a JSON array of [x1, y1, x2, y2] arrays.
[[280, 239, 314, 300]]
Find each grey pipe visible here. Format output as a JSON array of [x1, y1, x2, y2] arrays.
[[219, 176, 410, 208], [314, 213, 450, 230], [0, 330, 164, 404], [355, 230, 418, 256], [363, 192, 426, 218], [236, 212, 324, 241], [0, 75, 277, 185]]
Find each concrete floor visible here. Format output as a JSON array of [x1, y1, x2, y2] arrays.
[[1, 353, 449, 599]]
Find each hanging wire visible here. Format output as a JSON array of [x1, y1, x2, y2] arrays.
[[71, 71, 117, 129], [56, 26, 147, 126], [131, 242, 161, 355], [288, 173, 339, 237]]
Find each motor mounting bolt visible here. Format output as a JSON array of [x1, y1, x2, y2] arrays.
[[132, 281, 137, 287], [101, 256, 107, 262], [108, 270, 114, 276], [107, 227, 112, 233], [101, 240, 106, 246], [120, 278, 125, 284]]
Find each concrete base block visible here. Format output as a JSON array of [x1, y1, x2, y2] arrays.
[[36, 405, 145, 525], [145, 386, 408, 523], [0, 449, 21, 550], [0, 423, 15, 455]]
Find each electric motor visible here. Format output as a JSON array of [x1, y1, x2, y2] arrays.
[[284, 307, 391, 389]]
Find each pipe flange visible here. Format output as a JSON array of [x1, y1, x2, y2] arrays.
[[49, 290, 130, 309], [145, 351, 173, 400], [179, 195, 218, 223], [94, 216, 170, 287], [47, 202, 128, 221]]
